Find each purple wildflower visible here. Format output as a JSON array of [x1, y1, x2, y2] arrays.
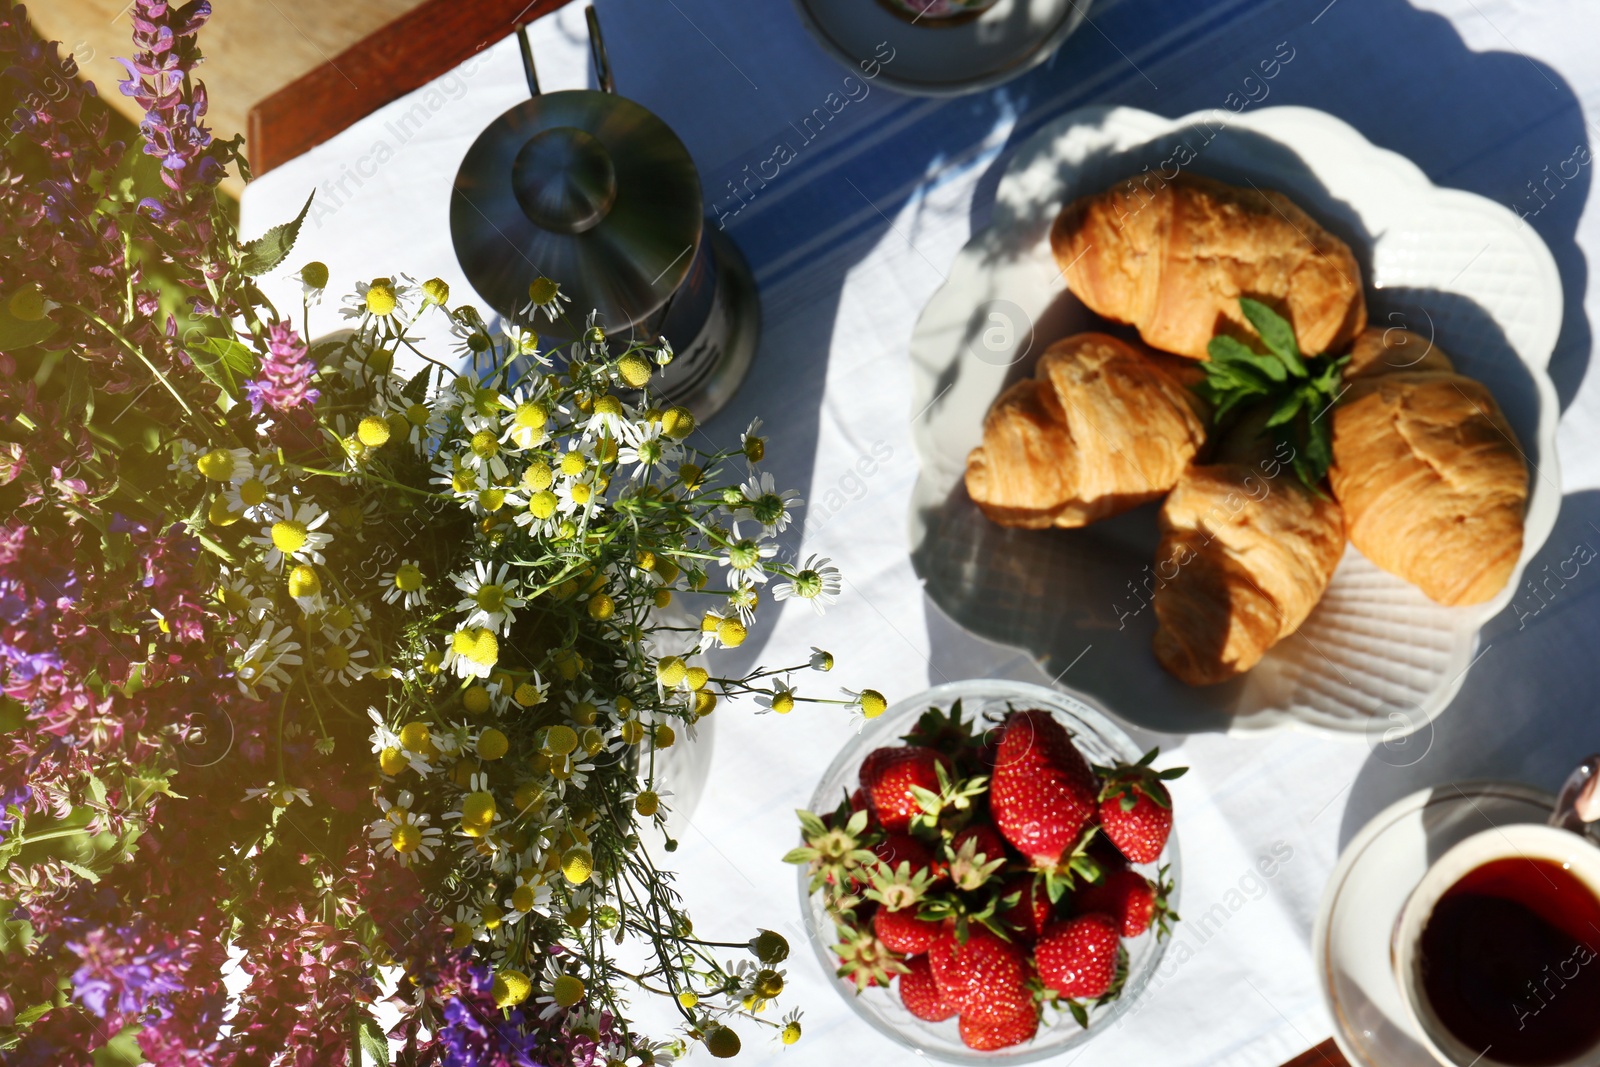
[[436, 952, 543, 1067], [244, 321, 320, 416], [116, 1, 218, 191], [67, 926, 186, 1025]]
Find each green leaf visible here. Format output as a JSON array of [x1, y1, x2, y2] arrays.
[[1239, 297, 1306, 376], [92, 1026, 146, 1066], [401, 364, 433, 404], [358, 1015, 390, 1067], [781, 847, 816, 866], [239, 191, 315, 277], [0, 307, 59, 351], [1263, 390, 1305, 428], [1207, 334, 1287, 382], [191, 336, 261, 399]]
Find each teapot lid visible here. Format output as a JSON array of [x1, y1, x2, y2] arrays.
[[450, 88, 702, 336]]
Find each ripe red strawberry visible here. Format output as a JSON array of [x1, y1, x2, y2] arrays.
[[1096, 749, 1185, 864], [861, 747, 950, 832], [873, 833, 938, 876], [1099, 781, 1173, 864], [959, 1001, 1040, 1051], [989, 710, 1099, 867], [874, 907, 942, 955], [1036, 914, 1120, 999], [1074, 869, 1165, 937], [898, 954, 956, 1021], [849, 786, 870, 815], [928, 926, 1030, 1017], [999, 875, 1053, 942], [951, 824, 1008, 863]]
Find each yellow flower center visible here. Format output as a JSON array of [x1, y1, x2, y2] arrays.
[[511, 884, 537, 912], [323, 645, 350, 671], [357, 416, 391, 447], [452, 627, 499, 668], [552, 973, 586, 1007], [398, 721, 430, 751], [326, 605, 354, 631], [391, 823, 421, 853], [463, 685, 492, 714], [470, 431, 499, 460], [543, 725, 578, 756], [379, 747, 407, 775], [475, 584, 508, 614], [586, 593, 612, 620], [593, 394, 622, 417], [271, 520, 308, 556], [617, 353, 652, 388], [513, 402, 548, 430], [570, 482, 592, 506], [477, 728, 508, 761], [717, 617, 747, 647], [405, 402, 431, 427], [451, 469, 476, 495], [656, 656, 686, 687], [394, 564, 423, 592], [478, 488, 506, 513], [560, 848, 593, 887], [527, 278, 560, 306], [460, 790, 497, 836], [196, 449, 237, 482], [527, 491, 558, 519], [521, 462, 553, 491], [493, 970, 532, 1008], [771, 691, 795, 714], [365, 279, 397, 316], [685, 667, 709, 691], [287, 564, 320, 599], [208, 496, 241, 527], [239, 478, 268, 507], [513, 682, 543, 707], [860, 689, 888, 718]]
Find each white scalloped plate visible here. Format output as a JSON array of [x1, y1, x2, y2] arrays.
[[908, 105, 1562, 737]]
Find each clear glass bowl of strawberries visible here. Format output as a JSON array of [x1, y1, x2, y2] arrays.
[[789, 679, 1183, 1062]]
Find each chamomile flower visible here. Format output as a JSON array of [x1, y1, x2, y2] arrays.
[[718, 522, 777, 585], [617, 422, 679, 481], [738, 471, 802, 533], [244, 782, 311, 807], [499, 386, 552, 450], [507, 323, 547, 363], [460, 427, 511, 481], [843, 687, 889, 731], [370, 807, 443, 866], [755, 679, 795, 715], [223, 464, 281, 519], [388, 393, 449, 448], [521, 277, 571, 322], [727, 583, 759, 625], [299, 261, 328, 304], [254, 497, 332, 568], [810, 648, 834, 671], [555, 476, 599, 516], [773, 555, 841, 615], [233, 622, 302, 695], [742, 417, 766, 464], [216, 570, 272, 623], [430, 455, 485, 500], [382, 560, 429, 609], [503, 867, 552, 922], [343, 275, 418, 322], [448, 311, 494, 363], [453, 561, 527, 635], [189, 446, 255, 488], [316, 631, 371, 685], [444, 626, 500, 679]]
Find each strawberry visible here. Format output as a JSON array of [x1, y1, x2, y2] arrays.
[[898, 954, 957, 1021], [928, 926, 1031, 1018], [874, 906, 942, 955], [1036, 914, 1120, 999], [959, 1002, 1040, 1051], [873, 832, 937, 876], [999, 874, 1053, 942], [861, 746, 951, 832], [849, 786, 870, 816], [989, 710, 1099, 868], [951, 824, 1008, 864], [1074, 868, 1173, 937], [1096, 750, 1185, 864]]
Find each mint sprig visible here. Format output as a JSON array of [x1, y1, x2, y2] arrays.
[[1195, 297, 1348, 490]]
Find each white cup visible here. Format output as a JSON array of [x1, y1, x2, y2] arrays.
[[1392, 824, 1600, 1067]]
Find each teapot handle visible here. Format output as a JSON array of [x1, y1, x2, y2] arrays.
[[514, 5, 613, 100], [1550, 753, 1600, 838]]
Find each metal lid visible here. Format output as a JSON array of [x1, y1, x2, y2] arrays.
[[450, 88, 703, 336]]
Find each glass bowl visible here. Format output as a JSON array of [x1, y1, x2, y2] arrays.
[[798, 679, 1181, 1064]]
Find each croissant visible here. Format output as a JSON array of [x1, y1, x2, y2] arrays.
[[965, 333, 1207, 528], [1153, 464, 1345, 686], [1328, 328, 1527, 606], [1051, 173, 1367, 360]]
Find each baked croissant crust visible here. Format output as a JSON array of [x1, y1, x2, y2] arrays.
[[965, 333, 1207, 528], [1329, 328, 1527, 606], [1153, 464, 1345, 686], [1051, 173, 1367, 360]]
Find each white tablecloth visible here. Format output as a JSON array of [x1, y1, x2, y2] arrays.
[[241, 1, 1600, 1063]]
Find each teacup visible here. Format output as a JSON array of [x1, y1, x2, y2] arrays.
[[1392, 764, 1600, 1067]]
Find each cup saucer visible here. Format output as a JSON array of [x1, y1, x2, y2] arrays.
[[1313, 782, 1555, 1067]]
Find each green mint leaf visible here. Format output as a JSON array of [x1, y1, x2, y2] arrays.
[[1208, 334, 1288, 382], [1239, 297, 1307, 377], [1263, 391, 1305, 428], [358, 1016, 391, 1066], [190, 336, 261, 399]]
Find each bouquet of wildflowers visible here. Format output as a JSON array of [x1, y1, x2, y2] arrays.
[[0, 3, 879, 1063]]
